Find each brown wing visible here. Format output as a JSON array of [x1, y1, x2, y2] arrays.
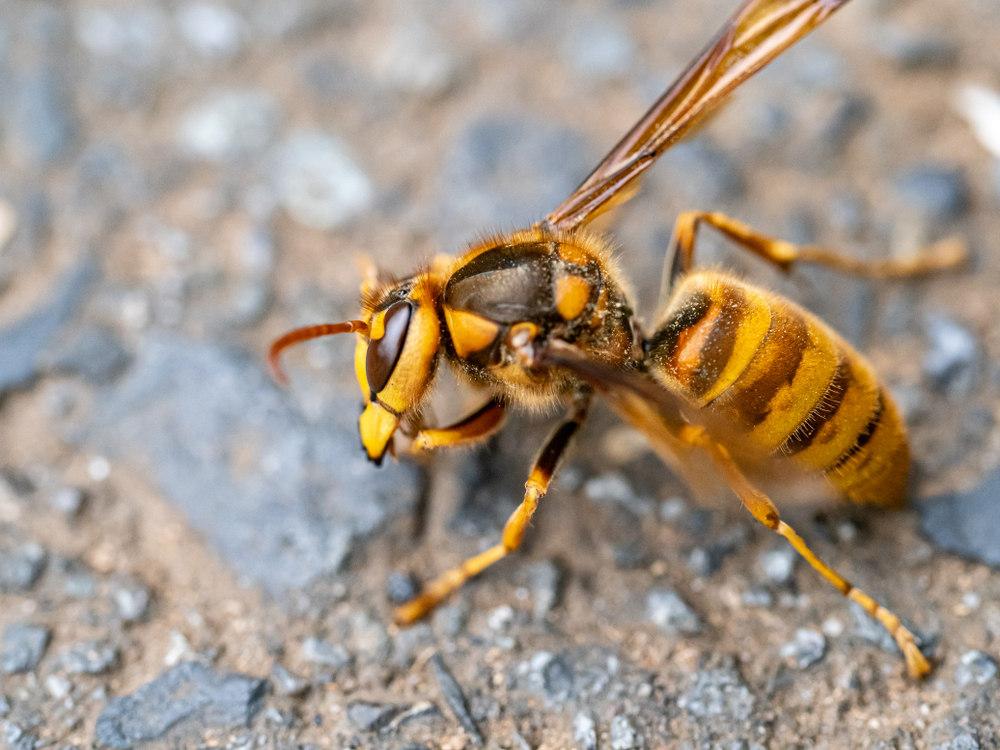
[[545, 0, 850, 232], [539, 341, 721, 497]]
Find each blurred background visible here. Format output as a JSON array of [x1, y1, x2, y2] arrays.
[[0, 0, 999, 748]]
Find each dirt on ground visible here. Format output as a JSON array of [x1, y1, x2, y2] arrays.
[[1, 0, 1000, 749]]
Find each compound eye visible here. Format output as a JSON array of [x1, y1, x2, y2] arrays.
[[366, 301, 413, 395]]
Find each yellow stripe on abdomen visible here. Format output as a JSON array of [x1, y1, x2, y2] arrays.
[[648, 272, 909, 507]]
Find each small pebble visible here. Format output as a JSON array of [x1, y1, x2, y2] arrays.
[[647, 589, 701, 635], [176, 2, 244, 59], [271, 664, 308, 697], [955, 83, 1000, 159], [822, 618, 844, 637], [527, 559, 562, 622], [50, 487, 86, 517], [88, 457, 111, 482], [62, 641, 119, 675], [45, 675, 71, 700], [346, 701, 406, 732], [1, 624, 50, 674], [487, 605, 514, 633], [659, 497, 687, 522], [610, 714, 640, 750], [178, 90, 282, 162], [923, 314, 979, 398], [385, 571, 420, 606], [301, 637, 351, 669], [873, 25, 958, 70], [64, 573, 97, 598], [955, 650, 998, 687], [893, 165, 970, 223], [274, 130, 374, 230], [779, 628, 827, 669], [573, 712, 598, 750], [0, 543, 47, 593], [741, 588, 773, 608], [429, 653, 483, 745], [375, 20, 459, 97], [114, 583, 151, 623]]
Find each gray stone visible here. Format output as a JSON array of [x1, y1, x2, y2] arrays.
[[779, 628, 827, 669], [50, 487, 86, 517], [818, 95, 871, 158], [274, 130, 374, 230], [610, 714, 641, 750], [955, 649, 997, 687], [934, 735, 980, 750], [94, 662, 267, 749], [923, 314, 979, 398], [741, 588, 773, 608], [64, 573, 97, 597], [2, 722, 35, 750], [921, 463, 1000, 566], [436, 116, 590, 242], [433, 603, 470, 637], [393, 623, 433, 667], [88, 335, 420, 595], [647, 589, 701, 635], [301, 637, 351, 669], [386, 571, 419, 606], [527, 559, 562, 621], [176, 2, 244, 59], [429, 654, 482, 745], [75, 6, 168, 64], [1, 624, 50, 674], [614, 541, 649, 570], [178, 91, 282, 162], [12, 68, 78, 168], [47, 326, 131, 385], [573, 712, 597, 750], [688, 525, 751, 577], [677, 666, 755, 721], [375, 20, 459, 97], [346, 701, 406, 732], [0, 543, 47, 593], [872, 25, 958, 70], [62, 641, 119, 675], [758, 547, 797, 584], [0, 261, 96, 399], [893, 166, 970, 223], [114, 583, 151, 623], [270, 664, 308, 697], [540, 654, 575, 703]]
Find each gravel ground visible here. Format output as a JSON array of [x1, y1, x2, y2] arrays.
[[1, 0, 1000, 748]]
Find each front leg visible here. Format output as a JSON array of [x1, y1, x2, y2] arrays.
[[412, 397, 506, 451], [394, 391, 592, 624]]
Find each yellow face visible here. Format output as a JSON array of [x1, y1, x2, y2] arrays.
[[356, 280, 441, 463]]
